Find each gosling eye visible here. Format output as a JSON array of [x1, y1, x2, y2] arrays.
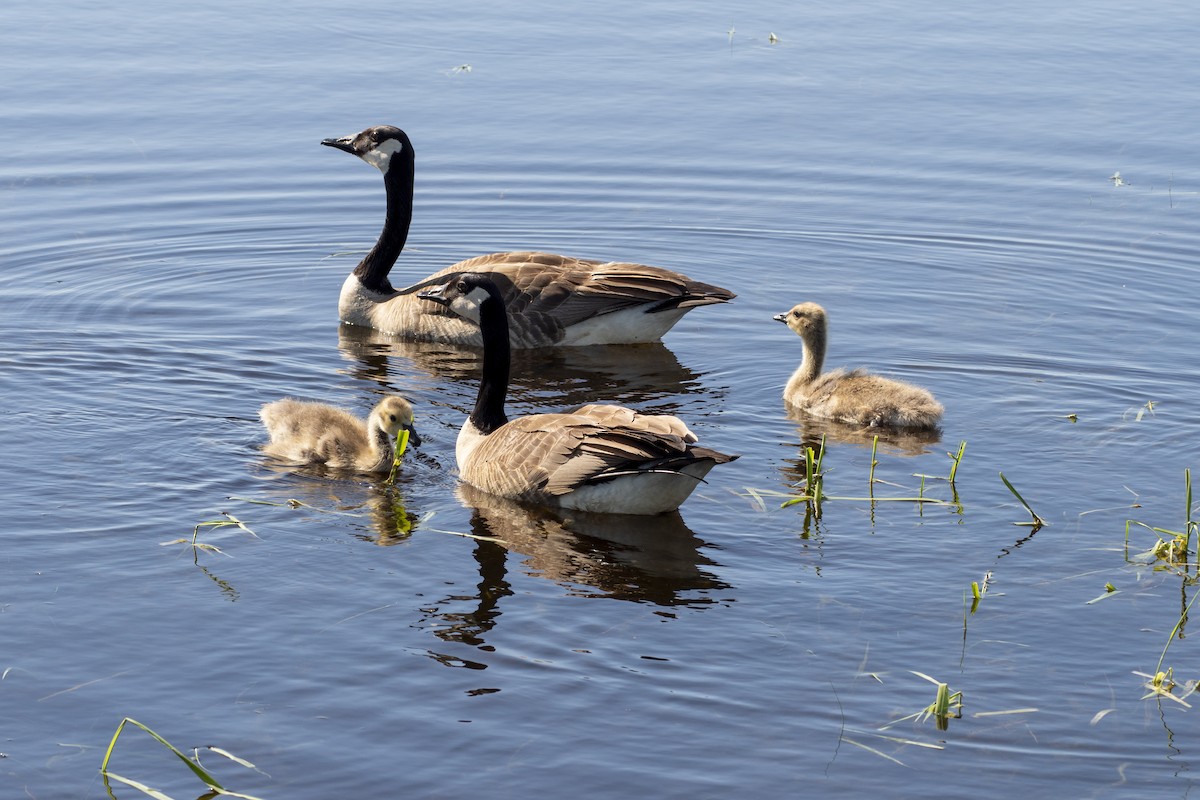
[[389, 414, 397, 422]]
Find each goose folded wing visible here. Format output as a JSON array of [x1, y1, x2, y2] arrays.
[[454, 253, 730, 320]]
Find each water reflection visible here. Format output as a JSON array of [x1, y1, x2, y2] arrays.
[[254, 460, 423, 546], [455, 485, 728, 604], [418, 485, 729, 667], [337, 323, 707, 411], [787, 408, 942, 458]]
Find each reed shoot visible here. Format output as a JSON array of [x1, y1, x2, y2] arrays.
[[1124, 469, 1196, 569], [385, 428, 411, 486], [999, 472, 1045, 529], [100, 717, 266, 800], [947, 440, 966, 487], [161, 512, 257, 556], [868, 435, 880, 495], [880, 672, 963, 732]]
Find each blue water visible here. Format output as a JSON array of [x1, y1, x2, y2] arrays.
[[4, 1, 1200, 798]]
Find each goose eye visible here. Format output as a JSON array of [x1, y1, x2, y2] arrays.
[[456, 280, 468, 293], [389, 414, 397, 422]]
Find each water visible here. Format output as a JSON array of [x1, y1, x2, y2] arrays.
[[4, 1, 1200, 797]]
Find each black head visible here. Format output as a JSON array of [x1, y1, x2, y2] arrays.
[[321, 125, 413, 172], [417, 273, 502, 322]]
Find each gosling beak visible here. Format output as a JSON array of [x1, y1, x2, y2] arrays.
[[321, 134, 358, 155], [772, 313, 788, 323], [405, 424, 422, 448]]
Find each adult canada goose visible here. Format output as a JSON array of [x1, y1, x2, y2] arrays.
[[418, 273, 738, 514], [259, 395, 421, 472], [322, 125, 735, 347], [774, 302, 943, 429]]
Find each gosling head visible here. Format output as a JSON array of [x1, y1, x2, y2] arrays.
[[375, 396, 422, 447], [416, 273, 500, 323], [773, 302, 827, 338], [322, 125, 413, 173]]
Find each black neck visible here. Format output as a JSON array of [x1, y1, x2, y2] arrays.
[[353, 148, 414, 295], [470, 287, 511, 434]]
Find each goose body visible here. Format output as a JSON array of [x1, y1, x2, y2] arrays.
[[774, 302, 943, 430], [324, 125, 735, 347], [259, 395, 421, 472], [420, 274, 737, 514]]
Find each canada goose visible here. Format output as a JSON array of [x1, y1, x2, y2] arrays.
[[322, 125, 735, 347], [259, 395, 421, 472], [774, 302, 943, 429], [418, 273, 737, 514]]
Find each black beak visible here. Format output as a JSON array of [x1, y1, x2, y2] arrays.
[[405, 424, 422, 448], [321, 135, 358, 155], [416, 283, 451, 305], [773, 313, 788, 323]]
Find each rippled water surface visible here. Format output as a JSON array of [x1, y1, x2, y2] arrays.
[[4, 1, 1200, 798]]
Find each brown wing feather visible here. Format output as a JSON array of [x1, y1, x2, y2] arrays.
[[463, 406, 722, 500], [414, 252, 734, 332]]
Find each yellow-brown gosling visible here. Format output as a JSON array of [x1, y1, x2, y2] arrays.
[[774, 302, 943, 429], [259, 395, 421, 472]]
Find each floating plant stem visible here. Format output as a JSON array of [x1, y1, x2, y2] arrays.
[[1155, 582, 1200, 677], [161, 512, 257, 556], [100, 717, 268, 799], [999, 472, 1045, 528]]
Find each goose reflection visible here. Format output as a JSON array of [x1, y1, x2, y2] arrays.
[[337, 323, 709, 411], [418, 485, 728, 664], [454, 484, 728, 605], [788, 406, 941, 462]]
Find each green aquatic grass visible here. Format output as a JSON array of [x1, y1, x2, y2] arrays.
[[100, 717, 266, 799], [385, 428, 411, 487], [160, 512, 257, 557], [879, 672, 963, 732], [1124, 469, 1196, 568], [947, 440, 966, 488], [967, 571, 993, 615], [772, 435, 958, 514], [999, 471, 1046, 529], [779, 436, 828, 517]]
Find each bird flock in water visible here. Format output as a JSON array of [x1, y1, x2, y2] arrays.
[[259, 125, 943, 516]]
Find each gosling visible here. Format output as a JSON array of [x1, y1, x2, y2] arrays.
[[259, 395, 421, 472], [774, 302, 943, 429]]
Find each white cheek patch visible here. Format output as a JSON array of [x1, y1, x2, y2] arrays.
[[449, 293, 482, 323], [362, 138, 405, 172]]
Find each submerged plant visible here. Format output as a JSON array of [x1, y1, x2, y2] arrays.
[[1125, 469, 1196, 570], [781, 435, 828, 517], [881, 672, 963, 732], [100, 717, 266, 799], [967, 571, 993, 615], [161, 512, 257, 557]]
